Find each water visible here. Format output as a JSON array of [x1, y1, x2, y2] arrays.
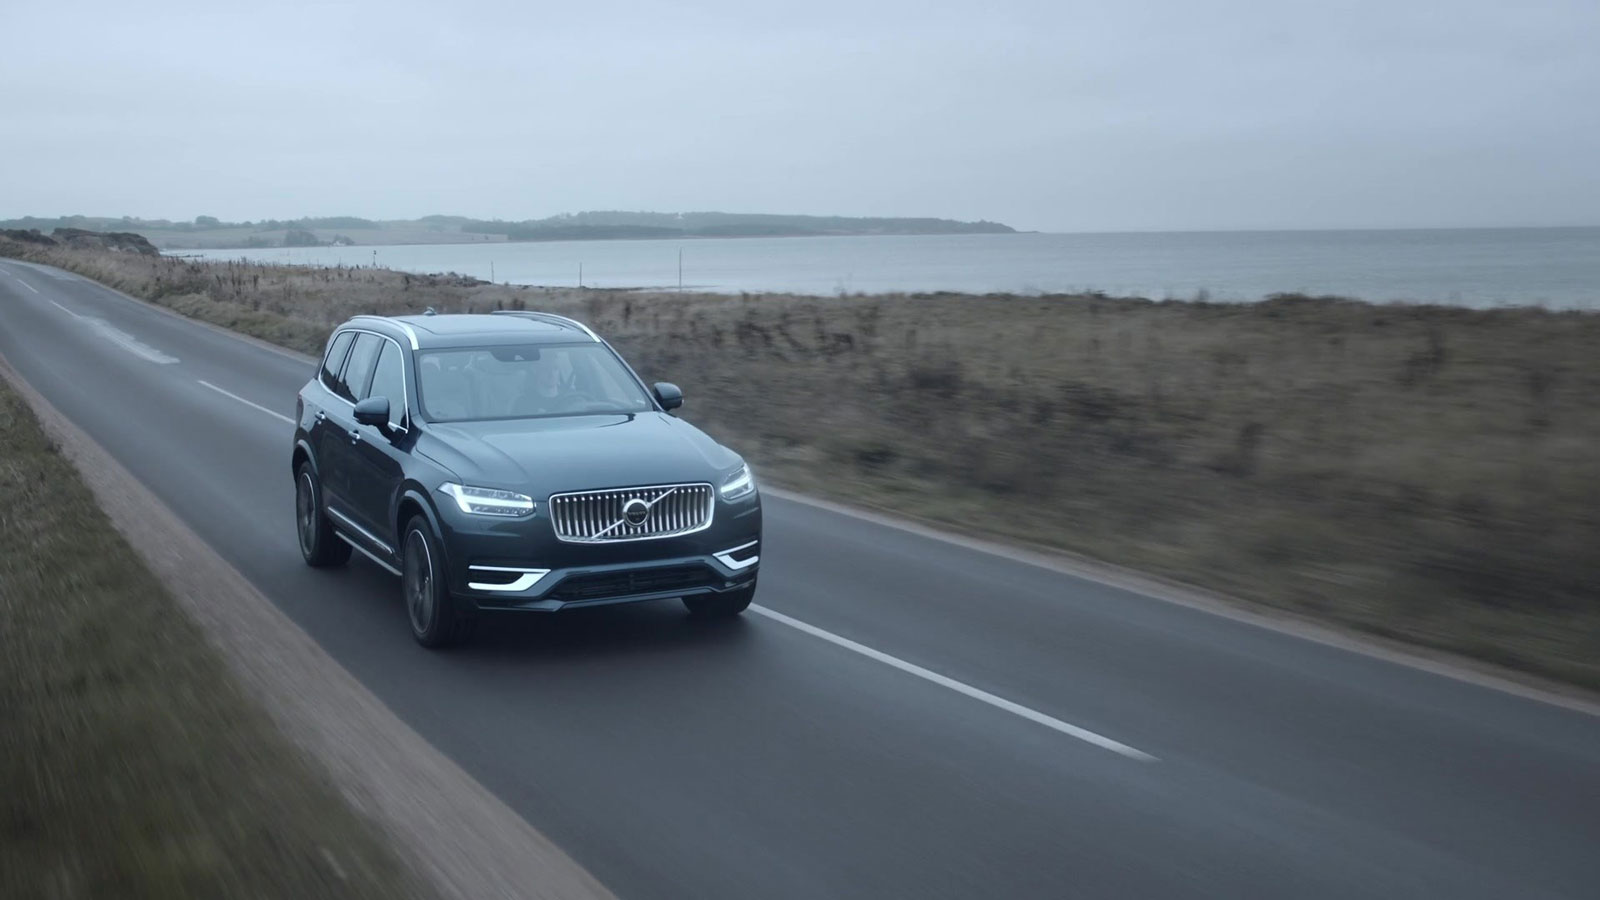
[[182, 227, 1600, 309]]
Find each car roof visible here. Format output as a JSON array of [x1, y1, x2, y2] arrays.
[[342, 312, 601, 349]]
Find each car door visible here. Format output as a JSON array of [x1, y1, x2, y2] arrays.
[[309, 330, 356, 499], [345, 337, 411, 548], [321, 332, 384, 538]]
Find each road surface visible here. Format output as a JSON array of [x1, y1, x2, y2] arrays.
[[2, 258, 1597, 899]]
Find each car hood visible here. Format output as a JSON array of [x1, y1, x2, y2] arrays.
[[415, 412, 742, 495]]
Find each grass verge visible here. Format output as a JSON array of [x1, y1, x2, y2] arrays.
[[3, 239, 1596, 690], [0, 375, 428, 899]]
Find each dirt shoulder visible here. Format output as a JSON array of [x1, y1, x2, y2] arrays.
[[0, 359, 612, 899]]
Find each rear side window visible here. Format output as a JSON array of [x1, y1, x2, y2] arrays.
[[320, 331, 355, 393], [363, 340, 407, 428], [337, 333, 384, 403]]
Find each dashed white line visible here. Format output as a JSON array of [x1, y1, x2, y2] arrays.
[[11, 273, 40, 293], [48, 298, 179, 364], [749, 604, 1158, 762], [92, 320, 180, 364], [198, 380, 295, 425]]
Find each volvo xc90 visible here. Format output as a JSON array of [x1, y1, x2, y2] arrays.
[[290, 311, 761, 647]]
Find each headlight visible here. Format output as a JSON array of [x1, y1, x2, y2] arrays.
[[719, 463, 756, 501], [439, 483, 536, 517]]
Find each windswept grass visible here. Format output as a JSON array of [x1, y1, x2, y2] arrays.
[[0, 376, 428, 899], [5, 239, 1598, 688]]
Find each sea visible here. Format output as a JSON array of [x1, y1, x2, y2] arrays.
[[181, 226, 1600, 310]]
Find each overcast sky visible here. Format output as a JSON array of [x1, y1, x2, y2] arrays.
[[2, 0, 1595, 232]]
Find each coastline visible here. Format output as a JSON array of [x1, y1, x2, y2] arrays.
[[170, 227, 1600, 309]]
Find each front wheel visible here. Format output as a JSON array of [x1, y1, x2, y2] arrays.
[[402, 516, 473, 648], [683, 580, 756, 618]]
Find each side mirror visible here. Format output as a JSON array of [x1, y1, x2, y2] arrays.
[[354, 396, 391, 427], [653, 382, 684, 411]]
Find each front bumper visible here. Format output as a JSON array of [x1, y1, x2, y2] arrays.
[[437, 493, 761, 612], [462, 549, 758, 612]]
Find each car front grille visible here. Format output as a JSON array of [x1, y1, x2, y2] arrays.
[[548, 483, 714, 543], [547, 564, 717, 602]]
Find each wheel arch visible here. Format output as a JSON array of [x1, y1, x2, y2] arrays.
[[292, 438, 317, 478], [396, 483, 444, 548]]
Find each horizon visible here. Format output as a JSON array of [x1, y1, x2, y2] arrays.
[[5, 211, 1597, 238]]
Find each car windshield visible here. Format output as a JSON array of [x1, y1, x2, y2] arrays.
[[416, 343, 654, 422]]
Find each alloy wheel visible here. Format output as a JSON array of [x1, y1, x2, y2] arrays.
[[404, 529, 434, 635], [296, 472, 316, 556]]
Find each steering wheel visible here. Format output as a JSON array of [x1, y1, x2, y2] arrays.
[[544, 391, 596, 412]]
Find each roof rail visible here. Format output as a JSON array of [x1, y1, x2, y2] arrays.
[[489, 310, 601, 342], [347, 314, 418, 350]]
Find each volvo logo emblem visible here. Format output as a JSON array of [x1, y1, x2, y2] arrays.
[[622, 498, 650, 527]]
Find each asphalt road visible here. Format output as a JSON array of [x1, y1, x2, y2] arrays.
[[3, 258, 1598, 899]]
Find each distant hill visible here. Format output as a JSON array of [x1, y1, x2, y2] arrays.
[[0, 212, 1016, 250], [458, 211, 1015, 241]]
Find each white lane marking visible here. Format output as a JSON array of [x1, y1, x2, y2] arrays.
[[750, 604, 1158, 762], [86, 318, 180, 364], [198, 380, 295, 425], [50, 298, 180, 364], [6, 264, 41, 293], [1, 264, 39, 288]]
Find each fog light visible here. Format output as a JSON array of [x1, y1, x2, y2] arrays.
[[714, 540, 759, 571], [467, 565, 550, 592]]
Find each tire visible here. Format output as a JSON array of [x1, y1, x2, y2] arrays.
[[296, 463, 352, 567], [683, 579, 756, 618], [401, 516, 473, 648]]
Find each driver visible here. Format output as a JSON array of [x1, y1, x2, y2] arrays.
[[531, 359, 562, 399], [515, 356, 567, 414]]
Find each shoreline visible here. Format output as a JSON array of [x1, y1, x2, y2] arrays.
[[165, 230, 1599, 310], [162, 245, 1599, 312], [16, 223, 1593, 308]]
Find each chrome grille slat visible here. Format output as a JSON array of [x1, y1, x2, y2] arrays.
[[549, 482, 715, 543]]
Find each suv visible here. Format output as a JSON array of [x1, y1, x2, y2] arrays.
[[291, 311, 761, 647]]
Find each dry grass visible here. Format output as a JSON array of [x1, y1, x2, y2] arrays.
[[0, 376, 429, 899], [6, 240, 1598, 688]]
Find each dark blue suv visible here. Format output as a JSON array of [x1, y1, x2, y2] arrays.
[[291, 311, 761, 647]]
